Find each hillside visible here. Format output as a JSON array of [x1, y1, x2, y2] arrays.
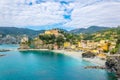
[[0, 27, 45, 38], [82, 27, 119, 41], [0, 26, 110, 37], [70, 26, 110, 34]]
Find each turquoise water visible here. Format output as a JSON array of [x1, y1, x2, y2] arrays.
[[0, 45, 117, 80]]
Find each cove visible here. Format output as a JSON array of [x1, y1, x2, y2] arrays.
[[0, 45, 117, 80]]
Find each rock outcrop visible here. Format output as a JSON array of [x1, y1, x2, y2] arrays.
[[105, 55, 120, 78], [82, 52, 96, 58], [0, 49, 10, 52], [0, 54, 6, 57], [19, 44, 30, 49]]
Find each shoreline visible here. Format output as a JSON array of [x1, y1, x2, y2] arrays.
[[18, 49, 105, 66], [18, 48, 49, 51], [52, 50, 105, 66]]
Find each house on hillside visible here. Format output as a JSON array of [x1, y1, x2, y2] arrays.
[[64, 42, 71, 49], [45, 30, 59, 36]]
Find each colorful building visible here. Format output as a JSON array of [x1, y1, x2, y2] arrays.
[[45, 30, 59, 36], [64, 42, 71, 49]]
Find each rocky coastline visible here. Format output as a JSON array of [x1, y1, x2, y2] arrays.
[[105, 54, 120, 78]]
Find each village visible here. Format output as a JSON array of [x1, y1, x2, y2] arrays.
[[20, 29, 118, 60]]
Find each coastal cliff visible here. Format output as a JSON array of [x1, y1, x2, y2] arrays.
[[105, 55, 120, 78]]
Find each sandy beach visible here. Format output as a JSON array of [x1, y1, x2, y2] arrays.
[[52, 50, 105, 66]]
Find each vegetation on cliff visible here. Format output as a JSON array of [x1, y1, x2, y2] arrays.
[[20, 29, 82, 50], [19, 26, 120, 55]]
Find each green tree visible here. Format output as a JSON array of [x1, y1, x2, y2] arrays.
[[56, 35, 65, 47]]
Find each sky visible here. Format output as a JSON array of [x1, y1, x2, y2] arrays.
[[0, 0, 120, 30]]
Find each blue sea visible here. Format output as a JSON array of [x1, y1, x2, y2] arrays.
[[0, 44, 117, 80]]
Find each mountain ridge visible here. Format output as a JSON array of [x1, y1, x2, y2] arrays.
[[70, 26, 110, 34], [0, 27, 45, 38], [0, 26, 111, 37]]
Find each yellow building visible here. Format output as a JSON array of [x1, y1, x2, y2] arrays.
[[64, 42, 71, 48], [78, 42, 82, 48], [45, 30, 59, 36], [71, 45, 76, 49], [45, 31, 51, 34], [97, 53, 107, 59], [91, 50, 99, 54], [101, 42, 110, 51], [100, 40, 106, 44]]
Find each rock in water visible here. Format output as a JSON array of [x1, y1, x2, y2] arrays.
[[0, 54, 6, 57]]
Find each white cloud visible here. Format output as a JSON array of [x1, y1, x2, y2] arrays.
[[0, 0, 68, 27], [0, 0, 120, 29], [64, 1, 120, 28]]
